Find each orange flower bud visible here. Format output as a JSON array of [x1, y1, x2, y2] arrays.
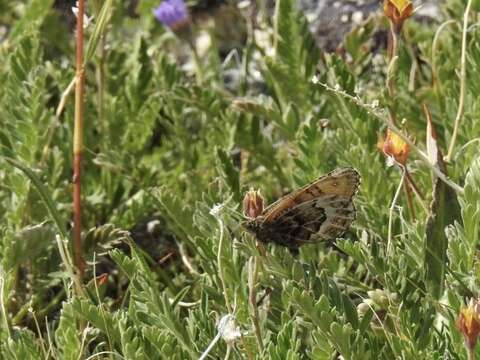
[[457, 299, 480, 350], [383, 0, 413, 32], [96, 273, 109, 286], [243, 189, 264, 219], [379, 128, 410, 165]]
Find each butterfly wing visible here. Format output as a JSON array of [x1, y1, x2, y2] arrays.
[[258, 168, 360, 248], [262, 168, 360, 222]]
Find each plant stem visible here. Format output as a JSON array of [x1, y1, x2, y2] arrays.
[[73, 0, 86, 282], [248, 244, 263, 353], [386, 23, 399, 125], [216, 217, 232, 313], [446, 0, 472, 162], [36, 289, 66, 320], [431, 20, 457, 89], [177, 240, 200, 276], [387, 172, 405, 256], [187, 39, 203, 84], [404, 168, 428, 213], [224, 345, 232, 360], [403, 176, 415, 220], [96, 33, 107, 151], [467, 345, 475, 360]]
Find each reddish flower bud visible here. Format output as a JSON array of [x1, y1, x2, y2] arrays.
[[457, 299, 480, 350], [96, 273, 109, 286], [378, 128, 410, 165], [383, 0, 414, 33], [243, 189, 264, 219]]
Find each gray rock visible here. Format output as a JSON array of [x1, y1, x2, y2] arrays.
[[298, 0, 444, 51]]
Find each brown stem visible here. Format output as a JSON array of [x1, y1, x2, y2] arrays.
[[404, 168, 425, 201], [73, 0, 86, 281], [403, 177, 416, 221]]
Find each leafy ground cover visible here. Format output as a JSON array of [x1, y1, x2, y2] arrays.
[[1, 0, 480, 358]]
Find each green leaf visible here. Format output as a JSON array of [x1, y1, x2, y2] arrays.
[[425, 157, 461, 299], [341, 294, 359, 330], [330, 322, 352, 359], [3, 158, 68, 239], [216, 147, 241, 203], [110, 249, 138, 279], [1, 328, 43, 360], [152, 187, 199, 241], [84, 0, 113, 63], [265, 0, 316, 112], [55, 302, 82, 360], [12, 222, 55, 267], [9, 0, 54, 41], [71, 298, 121, 347]]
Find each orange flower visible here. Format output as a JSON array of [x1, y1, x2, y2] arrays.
[[457, 299, 480, 350], [383, 0, 413, 32], [378, 128, 410, 165], [243, 189, 264, 219]]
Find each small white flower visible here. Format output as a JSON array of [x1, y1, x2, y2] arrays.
[[305, 13, 316, 22], [146, 220, 161, 234], [196, 31, 211, 58], [354, 83, 362, 94], [209, 203, 224, 217], [72, 2, 93, 29], [361, 229, 369, 244], [199, 314, 244, 360], [237, 0, 251, 10], [218, 315, 242, 344], [311, 75, 320, 84], [386, 156, 395, 167], [352, 11, 364, 24], [371, 99, 379, 108]]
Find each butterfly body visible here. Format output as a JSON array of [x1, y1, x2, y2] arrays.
[[243, 168, 360, 249]]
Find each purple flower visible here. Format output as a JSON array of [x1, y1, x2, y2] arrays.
[[153, 0, 189, 29]]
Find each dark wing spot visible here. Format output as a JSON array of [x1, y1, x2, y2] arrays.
[[260, 204, 327, 248]]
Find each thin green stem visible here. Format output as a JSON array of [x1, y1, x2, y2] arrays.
[[403, 174, 416, 220], [431, 20, 457, 89], [386, 23, 399, 125], [248, 245, 263, 353], [35, 289, 66, 320], [93, 254, 113, 359], [187, 40, 204, 84], [467, 345, 475, 360], [387, 171, 405, 256], [96, 33, 107, 151], [224, 345, 232, 360], [446, 0, 473, 162], [217, 217, 232, 313]]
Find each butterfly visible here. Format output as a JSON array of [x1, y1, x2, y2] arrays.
[[243, 168, 360, 249]]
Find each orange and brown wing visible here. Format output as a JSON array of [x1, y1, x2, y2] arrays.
[[256, 193, 357, 248], [262, 168, 360, 223]]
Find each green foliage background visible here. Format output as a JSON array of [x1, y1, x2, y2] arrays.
[[0, 0, 480, 358]]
